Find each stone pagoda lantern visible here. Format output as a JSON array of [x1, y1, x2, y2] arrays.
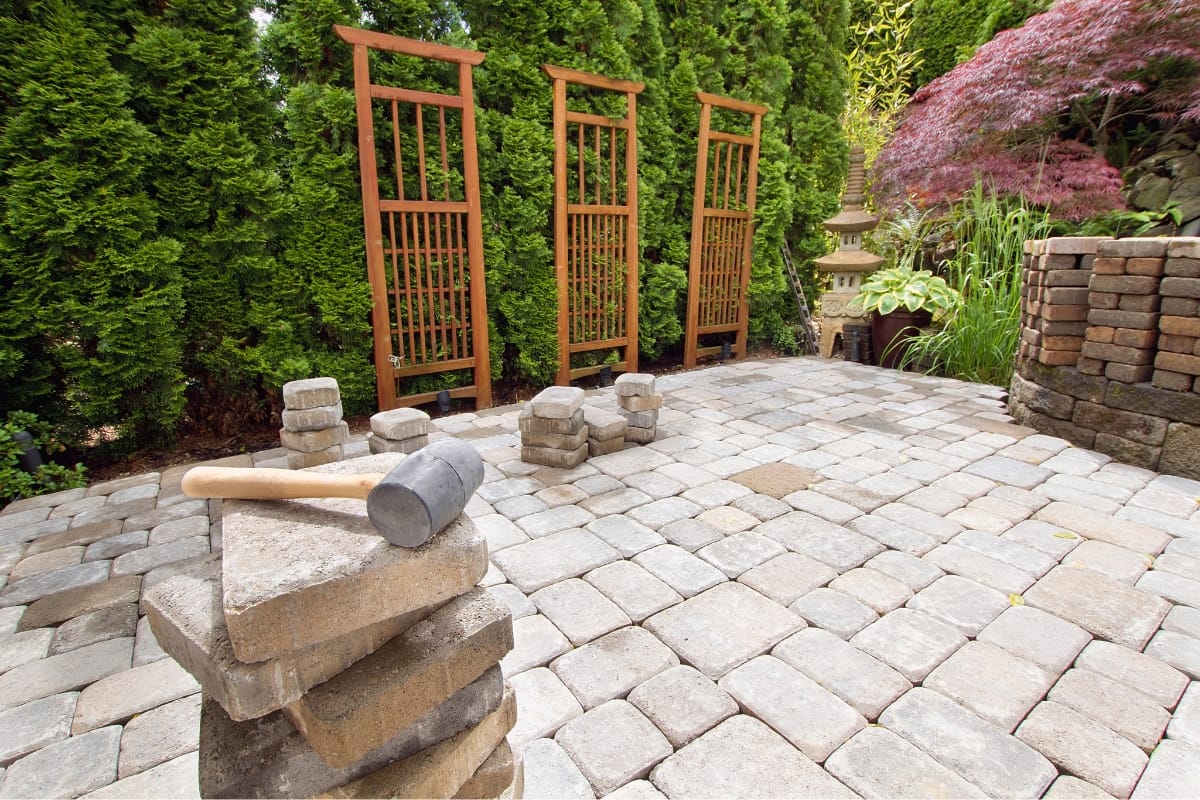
[[814, 146, 883, 358]]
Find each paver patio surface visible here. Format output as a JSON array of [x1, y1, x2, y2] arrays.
[[1, 356, 1199, 798]]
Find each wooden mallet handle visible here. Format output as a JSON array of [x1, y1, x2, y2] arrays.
[[181, 467, 384, 501]]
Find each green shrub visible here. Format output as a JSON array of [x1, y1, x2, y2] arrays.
[[1, 412, 87, 504]]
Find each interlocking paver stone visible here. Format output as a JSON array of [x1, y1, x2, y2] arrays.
[[644, 582, 804, 679], [583, 562, 682, 623], [632, 545, 726, 598], [1025, 565, 1170, 649], [585, 516, 664, 558], [863, 550, 943, 591], [965, 455, 1053, 489], [83, 531, 149, 562], [649, 715, 857, 799], [1138, 569, 1200, 609], [627, 665, 738, 748], [555, 700, 673, 796], [1049, 668, 1169, 751], [501, 614, 571, 677], [520, 738, 595, 800], [0, 560, 113, 608], [828, 567, 912, 614], [518, 506, 595, 538], [824, 727, 987, 799], [875, 501, 963, 543], [604, 779, 665, 799], [488, 583, 537, 620], [1044, 775, 1120, 798], [0, 725, 120, 799], [1131, 739, 1200, 799], [850, 608, 967, 682], [882, 687, 1056, 798], [0, 692, 77, 766], [1145, 629, 1200, 680], [924, 640, 1054, 732], [976, 605, 1092, 674], [10, 547, 84, 582], [0, 628, 52, 674], [1035, 502, 1172, 554], [492, 528, 621, 593], [718, 655, 864, 762], [757, 513, 883, 572], [1016, 701, 1148, 798], [589, 448, 672, 480], [657, 519, 721, 552], [924, 544, 1035, 595], [772, 627, 910, 719], [111, 536, 208, 577], [1076, 640, 1189, 709], [681, 480, 752, 510], [949, 530, 1056, 577], [1064, 540, 1153, 584], [789, 588, 877, 639], [0, 636, 132, 712], [147, 516, 209, 546], [530, 579, 631, 646], [906, 574, 1010, 636], [1168, 681, 1200, 746], [627, 497, 702, 530], [696, 532, 785, 577], [737, 552, 836, 606], [846, 515, 937, 556], [49, 603, 137, 655], [117, 693, 200, 779], [578, 489, 651, 517], [782, 489, 862, 524], [507, 667, 583, 748], [72, 656, 199, 734], [550, 626, 677, 710]]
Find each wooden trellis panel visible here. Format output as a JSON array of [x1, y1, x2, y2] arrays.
[[336, 25, 491, 411], [544, 65, 645, 386], [684, 92, 768, 368]]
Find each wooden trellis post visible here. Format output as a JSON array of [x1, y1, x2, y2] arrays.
[[336, 25, 492, 411], [544, 65, 645, 386], [684, 92, 768, 369]]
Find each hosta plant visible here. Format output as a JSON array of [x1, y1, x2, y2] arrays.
[[853, 265, 961, 316]]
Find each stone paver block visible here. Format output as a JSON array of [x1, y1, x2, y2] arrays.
[[531, 579, 630, 646], [584, 515, 663, 557], [21, 521, 118, 559], [0, 628, 52, 673], [615, 373, 655, 397], [550, 626, 679, 711], [17, 575, 140, 632], [222, 460, 488, 662], [924, 544, 1035, 595], [863, 550, 943, 591], [283, 377, 340, 409], [632, 544, 727, 598], [584, 407, 628, 441], [367, 433, 428, 455], [531, 386, 586, 419], [875, 501, 963, 544], [118, 693, 200, 779], [1050, 668, 1170, 751], [488, 583, 536, 621], [1035, 502, 1172, 555], [49, 603, 137, 655], [907, 575, 1010, 636], [965, 455, 1053, 489], [696, 532, 786, 577], [199, 669, 503, 798], [280, 401, 343, 432], [658, 519, 721, 552], [588, 447, 673, 480], [924, 640, 1054, 732], [1145, 629, 1200, 680], [1064, 540, 1153, 584], [520, 738, 594, 800], [649, 715, 857, 799], [1044, 775, 1119, 799], [824, 727, 987, 799], [583, 561, 682, 623], [492, 528, 621, 594], [788, 588, 877, 639], [147, 515, 210, 547], [1024, 565, 1170, 650], [508, 668, 584, 748], [619, 408, 659, 429], [694, 506, 759, 535], [370, 407, 429, 440], [285, 587, 512, 768], [1131, 740, 1200, 799], [555, 700, 673, 796], [452, 739, 518, 800], [847, 514, 938, 556], [643, 582, 803, 679], [1016, 701, 1148, 798], [758, 513, 884, 572], [0, 692, 77, 766], [682, 480, 753, 510], [82, 751, 199, 800], [1138, 569, 1200, 610], [772, 628, 911, 720], [977, 605, 1093, 674], [882, 687, 1056, 798], [732, 493, 791, 521], [10, 547, 84, 582], [828, 567, 912, 614], [0, 560, 112, 608], [949, 530, 1057, 577], [280, 421, 349, 453], [619, 394, 663, 413], [719, 655, 864, 762], [120, 499, 209, 535], [0, 725, 120, 799], [850, 608, 967, 683], [522, 444, 588, 469], [72, 655, 198, 734], [737, 552, 837, 606], [517, 505, 595, 538], [603, 779, 665, 799], [0, 636, 132, 712], [628, 497, 702, 530], [501, 614, 570, 677], [578, 488, 651, 518], [627, 665, 738, 749], [782, 489, 863, 524], [112, 536, 209, 578], [1168, 681, 1200, 746], [1077, 640, 1189, 709], [84, 531, 148, 562]]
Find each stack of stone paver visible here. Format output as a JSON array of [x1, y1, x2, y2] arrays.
[[280, 378, 347, 469], [520, 387, 588, 468], [583, 407, 628, 457], [142, 454, 519, 798], [615, 373, 661, 443], [1153, 238, 1200, 391], [1078, 239, 1166, 383], [1018, 237, 1108, 367], [367, 408, 430, 455]]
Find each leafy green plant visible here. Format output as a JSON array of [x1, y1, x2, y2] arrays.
[[1, 412, 87, 504], [854, 265, 961, 315], [1074, 202, 1184, 238]]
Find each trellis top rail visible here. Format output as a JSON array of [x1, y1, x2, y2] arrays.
[[696, 92, 769, 116], [333, 25, 486, 65], [541, 64, 645, 94]]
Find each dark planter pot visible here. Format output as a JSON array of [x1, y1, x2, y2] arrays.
[[871, 309, 932, 370]]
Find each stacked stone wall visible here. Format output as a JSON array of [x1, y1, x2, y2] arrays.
[[1010, 236, 1200, 480]]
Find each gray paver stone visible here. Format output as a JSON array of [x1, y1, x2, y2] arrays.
[[1044, 775, 1121, 799], [551, 626, 678, 710], [117, 693, 200, 779], [1154, 552, 1200, 580], [477, 514, 530, 553], [531, 579, 631, 646], [0, 560, 112, 608], [731, 493, 791, 521], [492, 528, 621, 593], [0, 692, 77, 766], [906, 575, 1010, 636], [1144, 629, 1200, 680], [555, 700, 673, 796], [875, 502, 964, 542], [522, 444, 588, 469], [615, 373, 655, 397], [1138, 570, 1200, 609], [1131, 740, 1200, 799], [583, 407, 627, 441], [772, 627, 911, 720], [108, 483, 160, 506], [696, 532, 786, 578], [0, 628, 52, 673], [148, 516, 210, 546], [681, 481, 752, 510], [589, 446, 673, 481], [604, 779, 666, 799], [49, 603, 137, 655], [737, 552, 837, 606], [280, 401, 342, 432], [788, 588, 877, 640], [847, 514, 937, 556], [965, 455, 1053, 488], [520, 738, 595, 800], [824, 727, 987, 799], [757, 512, 883, 572], [518, 506, 596, 539], [1016, 701, 1148, 798], [583, 561, 682, 623], [924, 544, 1035, 595], [72, 655, 199, 734], [782, 489, 863, 524], [649, 715, 857, 799], [584, 516, 664, 557], [628, 497, 703, 530], [111, 536, 209, 578], [501, 614, 571, 678], [1000, 519, 1083, 559], [924, 640, 1054, 732], [718, 655, 865, 762], [1049, 668, 1170, 751], [632, 545, 727, 598], [1167, 681, 1200, 746], [83, 531, 149, 562], [488, 583, 537, 620], [1076, 640, 1189, 709], [0, 636, 132, 712], [950, 530, 1057, 577], [0, 725, 120, 799], [530, 387, 585, 419], [657, 519, 721, 552], [507, 667, 584, 748], [370, 407, 429, 439], [863, 550, 944, 591], [82, 751, 199, 800], [627, 665, 738, 748], [1064, 541, 1153, 584], [881, 687, 1056, 798], [1024, 565, 1170, 650], [10, 547, 84, 582], [577, 488, 650, 517], [977, 605, 1093, 674], [1034, 502, 1172, 554], [828, 567, 913, 614], [850, 608, 967, 683], [282, 377, 340, 409], [17, 575, 141, 632]]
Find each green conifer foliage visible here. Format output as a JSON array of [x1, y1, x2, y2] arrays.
[[0, 3, 185, 448]]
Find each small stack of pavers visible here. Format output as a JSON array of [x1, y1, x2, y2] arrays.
[[582, 406, 628, 456], [615, 373, 661, 443], [280, 378, 348, 469], [367, 407, 430, 455], [519, 386, 588, 468], [143, 446, 520, 799]]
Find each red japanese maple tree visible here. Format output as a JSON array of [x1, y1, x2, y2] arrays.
[[872, 0, 1200, 220]]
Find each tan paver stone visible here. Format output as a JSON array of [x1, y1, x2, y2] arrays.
[[49, 603, 137, 655], [825, 727, 988, 799], [199, 668, 503, 798], [643, 582, 804, 679], [452, 739, 517, 800], [285, 587, 512, 768], [772, 628, 910, 720], [1044, 775, 1119, 799], [729, 464, 819, 499], [1077, 640, 1189, 709], [492, 528, 621, 594], [627, 665, 738, 748], [1130, 739, 1200, 799], [1035, 502, 1172, 555], [221, 457, 487, 662], [555, 700, 673, 796], [84, 749, 200, 799], [0, 628, 52, 673], [0, 636, 132, 712], [924, 640, 1054, 732], [9, 547, 84, 582], [850, 608, 967, 683], [71, 655, 199, 734], [977, 605, 1093, 675], [657, 518, 721, 552], [828, 567, 912, 614], [530, 579, 630, 646], [507, 667, 583, 748], [1024, 565, 1170, 650], [789, 587, 877, 639], [550, 626, 678, 710], [0, 725, 120, 799], [736, 552, 837, 606], [519, 738, 594, 800], [17, 575, 140, 632], [1063, 540, 1153, 584], [1049, 668, 1170, 751], [1016, 701, 1148, 798], [649, 715, 857, 799]]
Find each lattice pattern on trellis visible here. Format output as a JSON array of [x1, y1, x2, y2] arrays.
[[336, 25, 491, 410], [544, 64, 644, 385], [685, 92, 768, 368]]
